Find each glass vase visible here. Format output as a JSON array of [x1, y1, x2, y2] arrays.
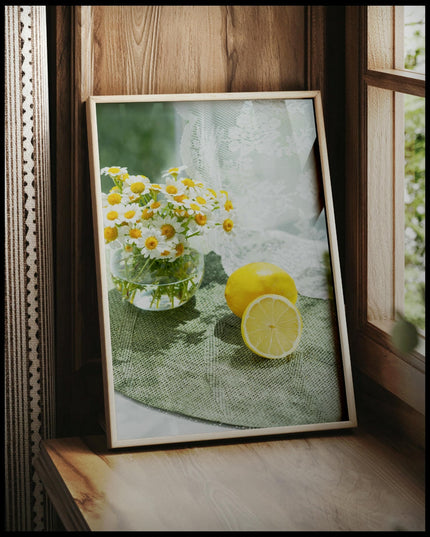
[[110, 248, 204, 311]]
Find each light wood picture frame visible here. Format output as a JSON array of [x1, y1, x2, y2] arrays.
[[87, 91, 357, 449]]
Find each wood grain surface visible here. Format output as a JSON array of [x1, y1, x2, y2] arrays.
[[36, 431, 425, 532], [85, 6, 306, 96]]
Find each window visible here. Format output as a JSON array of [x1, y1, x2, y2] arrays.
[[403, 7, 425, 333], [345, 6, 425, 414]]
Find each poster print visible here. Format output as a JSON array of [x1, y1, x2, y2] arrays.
[[87, 91, 357, 448]]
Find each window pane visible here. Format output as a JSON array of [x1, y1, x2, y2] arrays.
[[404, 94, 425, 331], [404, 6, 425, 74]]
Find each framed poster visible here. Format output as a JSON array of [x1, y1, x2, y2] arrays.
[[86, 91, 357, 449]]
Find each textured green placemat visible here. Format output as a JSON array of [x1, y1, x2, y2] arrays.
[[109, 252, 346, 429]]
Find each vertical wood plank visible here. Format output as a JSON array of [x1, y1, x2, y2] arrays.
[[367, 6, 395, 70], [307, 6, 326, 100], [367, 86, 395, 321], [72, 6, 100, 371], [345, 6, 366, 334], [394, 93, 405, 314], [48, 6, 73, 436]]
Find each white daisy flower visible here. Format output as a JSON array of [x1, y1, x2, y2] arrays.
[[102, 188, 125, 208], [170, 234, 188, 259], [117, 203, 141, 225], [179, 176, 206, 197], [187, 209, 216, 235], [103, 205, 123, 226], [140, 206, 156, 221], [151, 214, 186, 241], [221, 216, 235, 234], [101, 166, 128, 178], [148, 183, 163, 195], [191, 190, 216, 211], [103, 225, 119, 244], [157, 245, 176, 262], [139, 228, 168, 259], [119, 221, 145, 248], [169, 192, 190, 211], [184, 199, 205, 216], [203, 187, 220, 209], [123, 175, 151, 200], [214, 208, 237, 237], [160, 177, 186, 199], [162, 165, 187, 180], [144, 198, 164, 216]]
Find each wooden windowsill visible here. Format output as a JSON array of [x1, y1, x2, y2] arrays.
[[35, 422, 425, 532]]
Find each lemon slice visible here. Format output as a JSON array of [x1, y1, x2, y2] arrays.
[[241, 294, 303, 359]]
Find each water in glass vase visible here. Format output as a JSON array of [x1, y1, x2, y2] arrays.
[[110, 248, 204, 311]]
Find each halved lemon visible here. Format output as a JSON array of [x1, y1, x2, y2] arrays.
[[225, 262, 298, 318], [241, 294, 303, 359]]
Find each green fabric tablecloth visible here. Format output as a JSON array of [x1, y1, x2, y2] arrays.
[[109, 252, 346, 429]]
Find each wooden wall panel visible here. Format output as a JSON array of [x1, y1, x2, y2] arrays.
[[50, 5, 328, 437], [83, 6, 306, 96]]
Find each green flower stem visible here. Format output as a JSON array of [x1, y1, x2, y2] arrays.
[[111, 249, 203, 310], [133, 256, 156, 281]]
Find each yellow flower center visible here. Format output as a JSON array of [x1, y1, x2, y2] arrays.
[[182, 178, 195, 187], [124, 210, 136, 219], [145, 236, 158, 250], [223, 218, 234, 232], [196, 196, 207, 205], [110, 186, 119, 192], [107, 193, 121, 205], [190, 203, 201, 212], [150, 184, 161, 190], [108, 167, 120, 174], [118, 173, 129, 181], [107, 210, 119, 221], [161, 250, 171, 257], [130, 182, 146, 194], [165, 185, 178, 195], [129, 228, 142, 239], [141, 209, 153, 220], [195, 214, 207, 226], [104, 226, 118, 242], [150, 201, 161, 209], [224, 200, 233, 211], [175, 243, 184, 256], [174, 194, 187, 203], [161, 224, 176, 239], [125, 245, 133, 252]]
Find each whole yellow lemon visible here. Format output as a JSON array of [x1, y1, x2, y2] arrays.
[[225, 262, 298, 318]]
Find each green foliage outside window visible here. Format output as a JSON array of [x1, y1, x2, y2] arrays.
[[403, 8, 425, 332], [404, 94, 425, 331]]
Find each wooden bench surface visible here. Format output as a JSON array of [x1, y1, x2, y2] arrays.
[[35, 428, 425, 532]]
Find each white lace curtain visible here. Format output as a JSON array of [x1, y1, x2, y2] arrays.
[[174, 98, 331, 299]]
